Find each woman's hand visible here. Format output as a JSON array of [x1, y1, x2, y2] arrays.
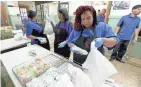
[[93, 38, 117, 48]]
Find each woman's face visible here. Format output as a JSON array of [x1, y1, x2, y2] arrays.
[[58, 12, 64, 21], [81, 11, 93, 29]]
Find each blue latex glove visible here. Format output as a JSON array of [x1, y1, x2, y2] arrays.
[[70, 45, 88, 55], [94, 38, 104, 48], [58, 40, 67, 48]]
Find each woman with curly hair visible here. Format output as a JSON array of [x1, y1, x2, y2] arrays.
[[59, 6, 119, 65]]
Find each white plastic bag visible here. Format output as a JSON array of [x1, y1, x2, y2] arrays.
[[68, 64, 93, 87], [14, 33, 23, 41], [53, 73, 74, 87], [22, 34, 29, 40], [82, 42, 118, 87], [44, 19, 54, 35]]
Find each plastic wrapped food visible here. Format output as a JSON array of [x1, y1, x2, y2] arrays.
[[26, 67, 61, 87], [13, 54, 81, 86], [13, 58, 50, 85]]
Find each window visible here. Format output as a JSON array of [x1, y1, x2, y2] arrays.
[[59, 2, 69, 12], [20, 8, 28, 23], [36, 3, 49, 27]]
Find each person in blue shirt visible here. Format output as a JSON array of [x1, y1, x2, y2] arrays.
[[110, 5, 141, 63], [54, 8, 73, 58], [26, 10, 50, 50], [58, 6, 119, 65], [97, 8, 106, 23], [97, 9, 101, 15]]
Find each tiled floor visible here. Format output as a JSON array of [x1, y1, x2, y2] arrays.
[[110, 60, 141, 87], [104, 47, 141, 87]]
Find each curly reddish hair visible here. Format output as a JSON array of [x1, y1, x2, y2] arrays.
[[74, 5, 97, 31]]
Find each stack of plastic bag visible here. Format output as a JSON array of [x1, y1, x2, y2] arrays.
[[53, 73, 74, 87], [68, 64, 93, 87], [14, 33, 23, 41], [52, 64, 93, 87], [26, 64, 93, 87], [83, 41, 118, 87], [44, 17, 54, 35]]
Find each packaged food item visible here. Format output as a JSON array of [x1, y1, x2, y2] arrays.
[[26, 67, 61, 87], [35, 58, 41, 63], [13, 54, 81, 86], [13, 58, 50, 85]]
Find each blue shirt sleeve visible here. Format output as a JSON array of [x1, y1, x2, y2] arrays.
[[104, 24, 120, 43], [104, 24, 116, 37], [96, 23, 120, 50], [96, 22, 120, 43], [117, 16, 124, 27], [26, 23, 33, 36], [67, 30, 81, 43], [67, 30, 75, 43]]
